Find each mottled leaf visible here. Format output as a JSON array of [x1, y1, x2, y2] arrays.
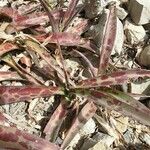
[[75, 69, 150, 89], [0, 86, 63, 104], [0, 6, 62, 32], [88, 90, 150, 126], [44, 101, 68, 142], [98, 4, 117, 74], [34, 32, 96, 53], [24, 38, 75, 86], [62, 0, 83, 30], [2, 54, 42, 85], [61, 101, 97, 149], [0, 125, 59, 150], [39, 0, 59, 32]]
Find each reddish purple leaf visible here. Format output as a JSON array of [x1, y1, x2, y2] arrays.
[[39, 0, 59, 32], [88, 90, 150, 126], [44, 101, 68, 142], [98, 4, 117, 74], [34, 32, 96, 53], [0, 42, 18, 57], [62, 0, 79, 29], [0, 86, 63, 104], [75, 69, 150, 89], [2, 54, 42, 85], [73, 49, 96, 77], [0, 125, 59, 150], [24, 39, 74, 85], [61, 101, 97, 149], [0, 6, 63, 32]]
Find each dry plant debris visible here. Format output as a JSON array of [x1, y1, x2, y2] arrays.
[[0, 0, 150, 150]]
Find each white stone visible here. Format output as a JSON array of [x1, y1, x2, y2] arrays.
[[136, 45, 150, 67], [128, 0, 150, 25], [67, 119, 96, 150], [140, 134, 150, 145], [115, 116, 129, 133], [113, 18, 124, 55], [79, 118, 96, 136], [116, 6, 128, 20], [89, 142, 111, 150], [131, 80, 150, 95], [0, 0, 8, 7], [92, 132, 116, 147], [124, 19, 147, 44]]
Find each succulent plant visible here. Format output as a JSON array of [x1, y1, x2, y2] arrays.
[[0, 0, 150, 149]]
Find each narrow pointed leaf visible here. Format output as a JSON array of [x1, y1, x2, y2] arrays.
[[75, 69, 150, 89], [0, 6, 62, 31], [73, 49, 96, 77], [99, 87, 150, 112], [88, 90, 150, 126], [39, 0, 59, 32], [25, 39, 64, 76], [2, 54, 42, 85], [24, 38, 75, 86], [14, 10, 62, 27], [98, 4, 117, 74], [44, 101, 68, 142], [61, 102, 97, 149], [0, 125, 59, 150], [62, 0, 79, 29], [34, 32, 96, 53], [0, 86, 63, 104]]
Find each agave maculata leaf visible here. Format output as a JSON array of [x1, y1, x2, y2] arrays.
[[75, 69, 150, 89], [0, 6, 62, 32], [61, 101, 97, 149], [2, 54, 42, 85], [98, 4, 117, 74], [99, 87, 149, 111], [44, 101, 68, 142], [14, 10, 62, 27], [88, 90, 150, 126], [74, 49, 96, 77], [24, 38, 75, 86], [39, 0, 59, 32], [0, 86, 63, 104], [0, 42, 18, 57], [0, 125, 60, 150], [34, 32, 96, 53], [62, 0, 80, 30], [24, 39, 64, 76]]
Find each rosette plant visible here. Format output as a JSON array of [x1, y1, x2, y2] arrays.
[[0, 0, 150, 150]]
